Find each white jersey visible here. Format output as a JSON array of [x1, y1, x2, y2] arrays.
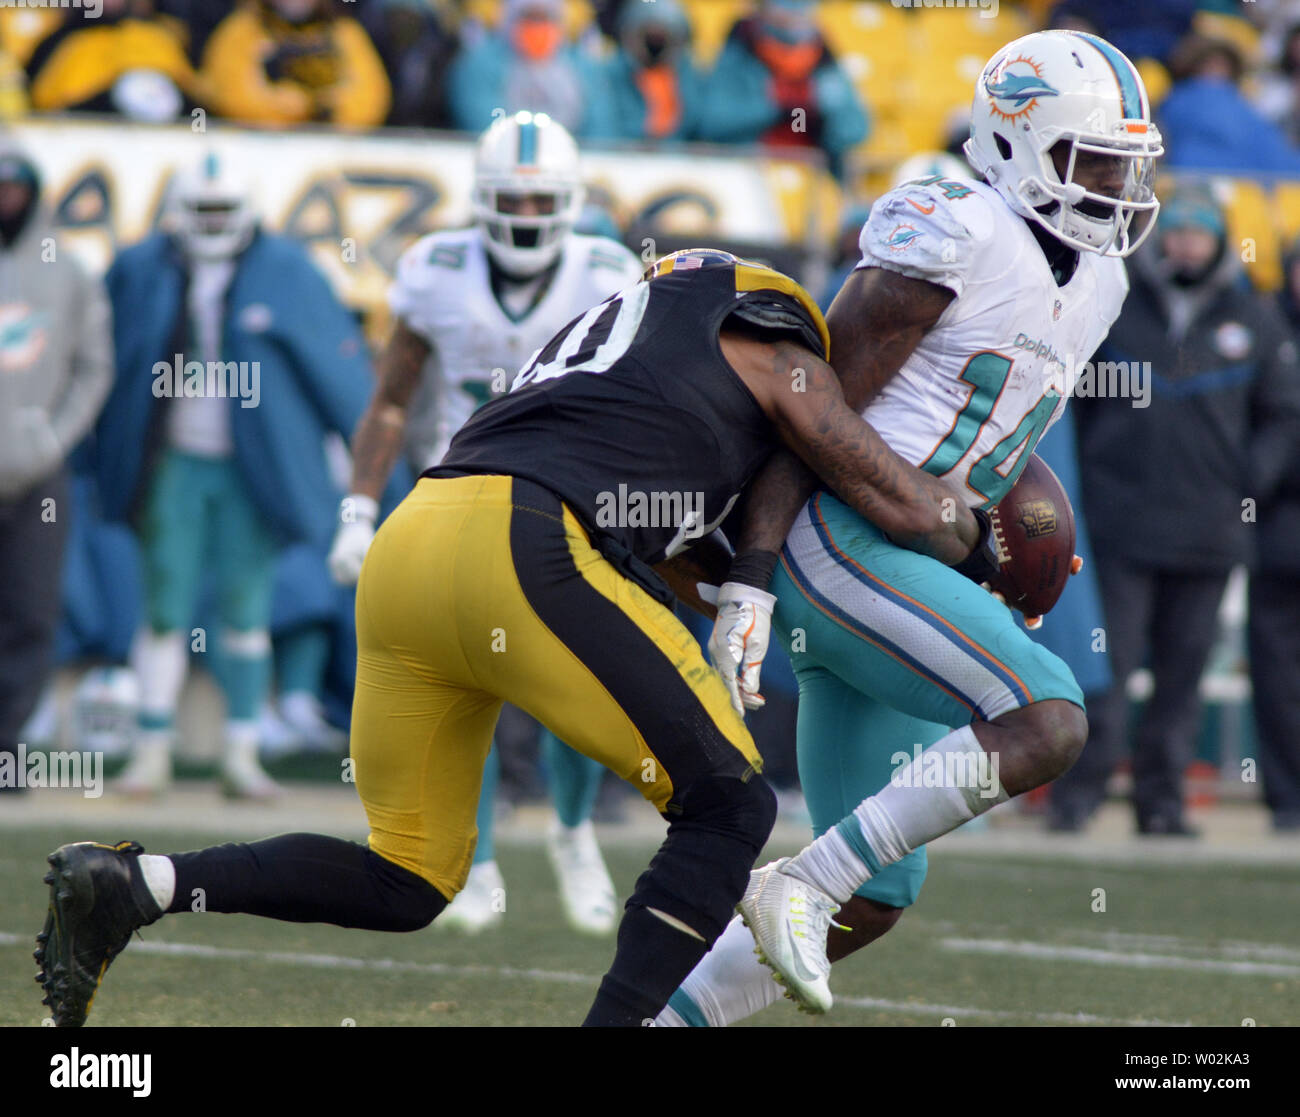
[[389, 226, 643, 470], [856, 175, 1129, 508]]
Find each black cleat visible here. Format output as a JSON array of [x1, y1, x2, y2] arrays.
[[35, 841, 164, 1027]]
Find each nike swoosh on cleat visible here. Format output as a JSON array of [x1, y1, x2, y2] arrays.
[[782, 922, 822, 984]]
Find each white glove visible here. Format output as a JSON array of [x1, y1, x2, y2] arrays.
[[708, 581, 777, 716], [328, 494, 378, 586]]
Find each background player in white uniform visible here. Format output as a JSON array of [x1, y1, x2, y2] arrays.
[[328, 111, 643, 935], [660, 30, 1162, 1023]]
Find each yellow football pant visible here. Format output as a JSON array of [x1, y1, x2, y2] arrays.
[[351, 475, 761, 902]]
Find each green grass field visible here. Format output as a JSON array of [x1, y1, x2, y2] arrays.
[[3, 824, 1298, 1027]]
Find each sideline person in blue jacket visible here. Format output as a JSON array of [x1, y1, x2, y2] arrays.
[[97, 154, 404, 799]]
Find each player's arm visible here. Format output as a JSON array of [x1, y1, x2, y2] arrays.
[[724, 330, 978, 564], [348, 318, 430, 500], [711, 298, 1001, 713], [727, 267, 957, 559], [327, 318, 430, 584]]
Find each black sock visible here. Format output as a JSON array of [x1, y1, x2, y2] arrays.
[[582, 906, 709, 1026], [167, 832, 445, 931]]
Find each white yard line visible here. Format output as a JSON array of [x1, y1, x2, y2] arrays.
[[834, 994, 1190, 1027], [940, 937, 1300, 977], [0, 932, 1192, 1025]]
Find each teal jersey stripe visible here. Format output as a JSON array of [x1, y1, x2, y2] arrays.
[[1076, 32, 1144, 119], [517, 118, 538, 165]]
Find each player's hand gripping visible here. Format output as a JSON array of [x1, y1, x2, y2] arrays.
[[983, 554, 1084, 630], [708, 582, 777, 716], [327, 494, 379, 585]]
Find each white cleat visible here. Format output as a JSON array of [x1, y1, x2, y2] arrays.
[[737, 858, 841, 1014], [257, 701, 299, 761], [437, 860, 506, 934], [115, 737, 173, 798], [220, 753, 281, 801], [279, 691, 349, 754], [546, 818, 617, 936]]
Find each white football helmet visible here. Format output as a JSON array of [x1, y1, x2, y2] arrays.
[[472, 111, 585, 277], [965, 30, 1162, 256], [166, 153, 256, 260]]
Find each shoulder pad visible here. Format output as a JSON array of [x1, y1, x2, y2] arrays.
[[860, 178, 995, 296]]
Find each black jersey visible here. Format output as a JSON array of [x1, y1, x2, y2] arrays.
[[425, 253, 829, 566]]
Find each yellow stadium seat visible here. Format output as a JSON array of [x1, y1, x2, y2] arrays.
[[1137, 58, 1171, 109], [1214, 176, 1282, 290], [461, 0, 500, 28], [681, 0, 748, 65], [1271, 181, 1300, 248], [1192, 12, 1261, 68], [912, 5, 1028, 48], [817, 1, 909, 62]]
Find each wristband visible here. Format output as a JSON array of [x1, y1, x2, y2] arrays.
[[951, 508, 1001, 584], [340, 493, 379, 526], [727, 549, 779, 591]]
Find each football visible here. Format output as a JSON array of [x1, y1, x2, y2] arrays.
[[984, 454, 1076, 618]]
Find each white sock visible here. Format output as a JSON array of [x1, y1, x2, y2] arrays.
[[138, 854, 175, 911], [784, 828, 867, 904], [653, 915, 782, 1026], [131, 629, 188, 720], [788, 725, 1008, 899]]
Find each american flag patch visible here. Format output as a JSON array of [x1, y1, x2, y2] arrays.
[[674, 255, 705, 270]]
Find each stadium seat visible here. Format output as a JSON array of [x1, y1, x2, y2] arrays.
[[817, 0, 908, 62], [1137, 58, 1171, 109], [912, 4, 1028, 49], [681, 0, 748, 65], [1215, 176, 1282, 290], [1271, 180, 1300, 249]]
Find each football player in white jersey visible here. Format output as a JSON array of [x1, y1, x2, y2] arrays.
[[660, 30, 1161, 1023], [328, 111, 643, 936]]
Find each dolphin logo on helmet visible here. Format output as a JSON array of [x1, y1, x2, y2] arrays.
[[964, 30, 1163, 257]]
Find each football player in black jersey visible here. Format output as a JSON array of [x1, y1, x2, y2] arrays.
[[35, 250, 995, 1027]]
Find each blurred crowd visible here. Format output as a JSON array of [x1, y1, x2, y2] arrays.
[[2, 0, 1299, 838], [7, 1, 1300, 179], [4, 0, 870, 176]]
